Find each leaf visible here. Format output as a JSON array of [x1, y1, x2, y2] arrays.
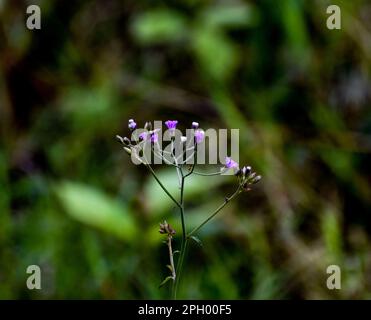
[[55, 182, 137, 241], [190, 235, 203, 247], [159, 276, 174, 288], [131, 9, 187, 45], [166, 265, 173, 273], [192, 27, 238, 82], [201, 3, 258, 29]]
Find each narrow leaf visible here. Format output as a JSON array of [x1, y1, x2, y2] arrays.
[[159, 276, 174, 288]]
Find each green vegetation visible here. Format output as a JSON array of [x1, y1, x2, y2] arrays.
[[0, 0, 371, 299]]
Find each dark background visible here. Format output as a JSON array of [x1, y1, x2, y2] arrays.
[[0, 0, 371, 299]]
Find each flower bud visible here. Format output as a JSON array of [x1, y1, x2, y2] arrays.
[[123, 147, 132, 155], [144, 122, 152, 131], [128, 119, 137, 130], [192, 122, 199, 129], [252, 175, 262, 184], [116, 135, 124, 144], [123, 137, 131, 145], [234, 168, 242, 177], [248, 172, 257, 180], [242, 166, 251, 177]]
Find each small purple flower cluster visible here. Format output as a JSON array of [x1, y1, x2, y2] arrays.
[[124, 119, 205, 145], [224, 157, 261, 191]]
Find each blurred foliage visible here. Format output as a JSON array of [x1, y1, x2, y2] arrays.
[[1, 0, 371, 299]]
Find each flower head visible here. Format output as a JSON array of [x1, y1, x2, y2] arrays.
[[165, 120, 178, 131], [225, 157, 239, 170], [128, 119, 137, 130], [194, 129, 205, 144], [138, 132, 148, 141]]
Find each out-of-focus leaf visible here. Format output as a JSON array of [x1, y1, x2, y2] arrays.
[[60, 85, 115, 130], [131, 9, 187, 44], [192, 28, 238, 82], [321, 207, 342, 261], [201, 3, 258, 29], [55, 182, 137, 241]]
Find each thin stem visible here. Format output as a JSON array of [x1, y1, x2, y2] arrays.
[[184, 143, 197, 178], [145, 164, 181, 209], [167, 235, 176, 280], [173, 237, 188, 299], [172, 171, 186, 300], [187, 186, 242, 238], [192, 167, 228, 176]]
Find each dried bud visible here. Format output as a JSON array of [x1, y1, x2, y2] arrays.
[[159, 220, 176, 236]]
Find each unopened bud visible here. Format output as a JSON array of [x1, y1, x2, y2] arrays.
[[128, 119, 137, 130], [252, 175, 262, 184], [116, 135, 124, 144], [144, 122, 152, 131], [242, 166, 251, 176], [123, 137, 131, 145], [123, 147, 132, 155]]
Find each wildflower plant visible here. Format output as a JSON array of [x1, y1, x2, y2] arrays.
[[116, 119, 261, 299]]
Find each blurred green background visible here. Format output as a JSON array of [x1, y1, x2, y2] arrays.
[[1, 0, 371, 299]]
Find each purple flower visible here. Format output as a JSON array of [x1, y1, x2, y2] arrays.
[[194, 129, 204, 144], [165, 120, 178, 131], [138, 132, 148, 141], [128, 119, 137, 130], [150, 131, 159, 143], [225, 157, 238, 169]]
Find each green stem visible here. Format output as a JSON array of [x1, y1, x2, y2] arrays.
[[145, 164, 181, 209], [173, 237, 188, 299], [172, 173, 186, 299], [188, 187, 241, 238]]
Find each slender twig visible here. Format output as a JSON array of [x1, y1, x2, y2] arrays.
[[173, 237, 188, 299], [167, 235, 176, 280], [145, 163, 181, 209], [191, 168, 228, 176], [184, 142, 197, 178], [173, 171, 186, 300], [187, 186, 242, 238]]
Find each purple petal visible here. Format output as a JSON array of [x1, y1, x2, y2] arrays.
[[195, 129, 204, 144]]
